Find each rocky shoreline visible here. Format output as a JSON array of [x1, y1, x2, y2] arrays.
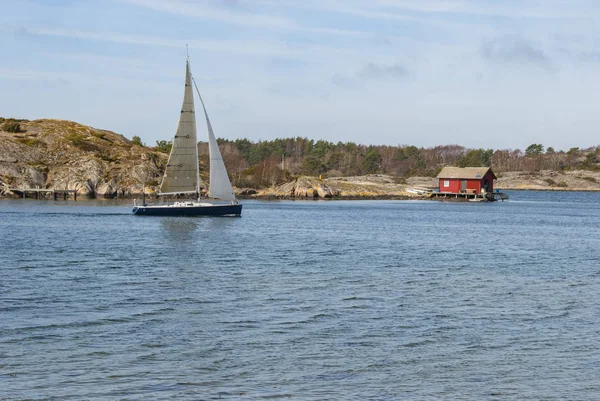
[[3, 172, 599, 201], [0, 118, 167, 199], [3, 164, 600, 201], [2, 119, 599, 201], [234, 171, 600, 201]]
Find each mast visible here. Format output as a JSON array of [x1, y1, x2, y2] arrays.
[[187, 53, 202, 201]]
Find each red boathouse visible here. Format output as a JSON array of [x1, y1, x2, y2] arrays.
[[437, 167, 496, 195]]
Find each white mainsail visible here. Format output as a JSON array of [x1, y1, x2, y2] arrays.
[[159, 60, 200, 196], [193, 80, 236, 202]]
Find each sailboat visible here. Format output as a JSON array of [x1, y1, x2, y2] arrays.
[[133, 56, 242, 216]]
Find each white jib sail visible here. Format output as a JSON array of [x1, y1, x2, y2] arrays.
[[193, 79, 236, 202], [159, 60, 200, 195]]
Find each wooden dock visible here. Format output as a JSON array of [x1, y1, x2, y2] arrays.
[[8, 187, 78, 200], [406, 187, 508, 202], [427, 191, 508, 202]]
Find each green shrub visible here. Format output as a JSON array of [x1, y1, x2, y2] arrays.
[[96, 151, 118, 163], [2, 122, 23, 133], [581, 176, 597, 183], [557, 181, 568, 188], [155, 140, 172, 154], [131, 135, 144, 146], [457, 148, 493, 167], [525, 143, 544, 156], [91, 131, 106, 140], [16, 138, 45, 147], [65, 132, 86, 146], [362, 149, 382, 174], [544, 178, 556, 186]]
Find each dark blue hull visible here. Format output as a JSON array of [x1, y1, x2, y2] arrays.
[[132, 204, 242, 216]]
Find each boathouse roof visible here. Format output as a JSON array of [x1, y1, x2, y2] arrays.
[[437, 167, 496, 180]]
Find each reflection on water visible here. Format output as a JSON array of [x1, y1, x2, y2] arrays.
[[158, 215, 241, 245], [160, 217, 200, 232]]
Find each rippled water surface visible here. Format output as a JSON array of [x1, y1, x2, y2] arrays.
[[2, 192, 600, 400]]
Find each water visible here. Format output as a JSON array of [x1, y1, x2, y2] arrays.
[[1, 191, 600, 400]]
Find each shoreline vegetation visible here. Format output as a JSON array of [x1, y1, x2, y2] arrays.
[[1, 117, 599, 200]]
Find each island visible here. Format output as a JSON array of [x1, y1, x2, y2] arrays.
[[1, 117, 599, 200]]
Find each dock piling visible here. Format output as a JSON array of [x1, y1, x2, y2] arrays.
[[9, 187, 78, 201]]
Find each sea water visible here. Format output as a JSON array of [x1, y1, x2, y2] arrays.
[[1, 191, 600, 400]]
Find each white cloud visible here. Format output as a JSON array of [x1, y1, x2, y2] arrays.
[[119, 0, 367, 37], [26, 26, 358, 59], [316, 0, 600, 20], [0, 67, 50, 81]]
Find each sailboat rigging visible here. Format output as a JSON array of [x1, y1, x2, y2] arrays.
[[132, 56, 242, 216]]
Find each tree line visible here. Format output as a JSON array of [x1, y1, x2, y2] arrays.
[[151, 138, 599, 188]]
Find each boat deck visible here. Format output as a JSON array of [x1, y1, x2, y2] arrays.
[[133, 202, 242, 216]]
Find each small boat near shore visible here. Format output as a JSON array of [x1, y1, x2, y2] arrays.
[[133, 54, 241, 217], [405, 186, 433, 195]]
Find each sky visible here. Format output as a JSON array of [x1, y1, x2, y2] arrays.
[[1, 0, 600, 150]]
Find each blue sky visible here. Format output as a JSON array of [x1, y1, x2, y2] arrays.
[[1, 0, 599, 150]]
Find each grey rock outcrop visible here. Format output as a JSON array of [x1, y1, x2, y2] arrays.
[[270, 176, 340, 198], [0, 118, 168, 198]]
